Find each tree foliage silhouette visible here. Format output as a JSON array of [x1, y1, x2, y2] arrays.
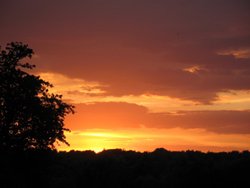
[[0, 42, 74, 151]]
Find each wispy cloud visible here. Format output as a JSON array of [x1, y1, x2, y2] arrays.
[[217, 48, 250, 59]]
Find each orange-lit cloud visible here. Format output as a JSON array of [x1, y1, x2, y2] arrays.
[[39, 72, 106, 96], [217, 48, 250, 59], [40, 72, 250, 113], [65, 102, 250, 134], [183, 65, 204, 74]]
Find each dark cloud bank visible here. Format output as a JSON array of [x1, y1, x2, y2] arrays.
[[1, 0, 250, 103], [67, 102, 250, 134]]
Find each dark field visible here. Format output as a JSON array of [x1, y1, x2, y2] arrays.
[[1, 148, 250, 188]]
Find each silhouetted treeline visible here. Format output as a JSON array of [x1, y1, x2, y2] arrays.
[[1, 148, 250, 188]]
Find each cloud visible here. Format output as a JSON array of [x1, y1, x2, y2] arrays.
[[39, 72, 107, 97], [65, 102, 147, 130], [1, 0, 250, 103], [38, 72, 250, 113], [151, 110, 250, 134], [183, 65, 205, 74], [217, 48, 250, 59], [66, 102, 250, 134]]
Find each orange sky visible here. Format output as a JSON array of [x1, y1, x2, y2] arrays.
[[1, 0, 250, 152]]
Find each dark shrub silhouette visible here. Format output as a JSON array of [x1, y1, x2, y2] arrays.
[[0, 42, 74, 151]]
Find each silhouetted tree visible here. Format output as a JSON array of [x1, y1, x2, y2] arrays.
[[0, 42, 74, 151]]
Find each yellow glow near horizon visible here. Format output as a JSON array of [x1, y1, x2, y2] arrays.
[[57, 128, 250, 153]]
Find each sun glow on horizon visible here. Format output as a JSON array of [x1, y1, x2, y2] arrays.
[[57, 128, 250, 153]]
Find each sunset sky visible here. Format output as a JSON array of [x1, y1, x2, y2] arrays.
[[1, 0, 250, 152]]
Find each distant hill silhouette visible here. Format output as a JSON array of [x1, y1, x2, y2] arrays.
[[1, 148, 249, 188]]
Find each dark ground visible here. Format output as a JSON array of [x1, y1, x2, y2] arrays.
[[1, 148, 250, 188]]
